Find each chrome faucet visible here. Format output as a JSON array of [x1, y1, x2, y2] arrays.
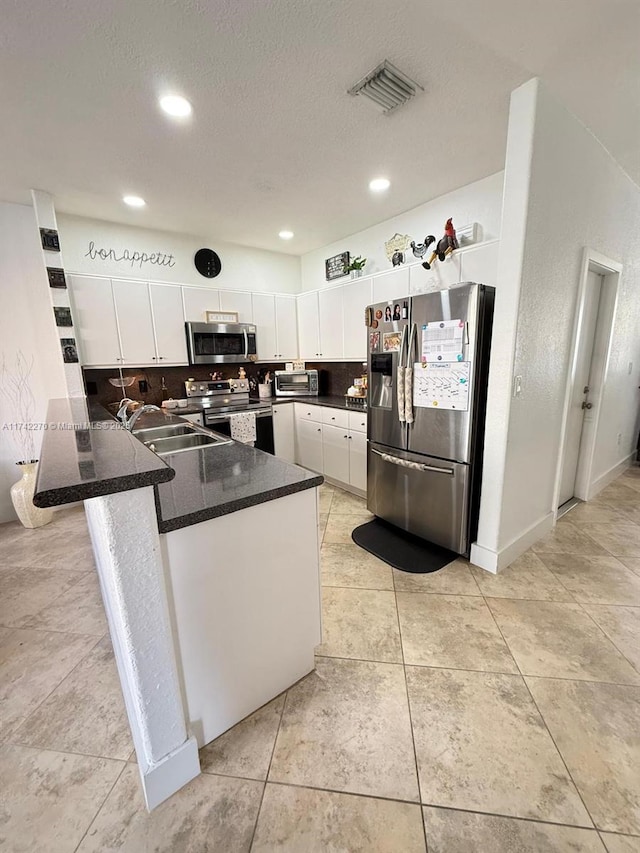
[[116, 398, 134, 424], [125, 404, 161, 432]]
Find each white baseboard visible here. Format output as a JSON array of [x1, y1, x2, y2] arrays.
[[322, 476, 366, 499], [470, 511, 555, 574], [586, 453, 635, 500], [138, 735, 200, 811]]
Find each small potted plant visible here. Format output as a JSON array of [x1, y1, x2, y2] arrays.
[[346, 255, 367, 279]]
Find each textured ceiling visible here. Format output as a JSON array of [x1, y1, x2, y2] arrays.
[[0, 0, 637, 254]]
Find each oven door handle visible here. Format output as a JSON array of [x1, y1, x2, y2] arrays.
[[205, 409, 272, 424]]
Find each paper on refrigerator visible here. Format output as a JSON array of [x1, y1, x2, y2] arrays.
[[421, 320, 464, 363], [413, 362, 470, 410]]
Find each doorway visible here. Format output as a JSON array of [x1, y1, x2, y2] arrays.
[[556, 250, 622, 512]]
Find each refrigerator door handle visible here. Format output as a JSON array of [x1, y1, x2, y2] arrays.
[[408, 322, 417, 365], [399, 324, 408, 368], [371, 448, 454, 476]]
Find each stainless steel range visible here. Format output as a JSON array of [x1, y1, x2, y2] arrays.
[[184, 379, 274, 453]]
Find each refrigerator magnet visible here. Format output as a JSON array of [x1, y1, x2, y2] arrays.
[[384, 306, 392, 322], [393, 304, 401, 321], [371, 319, 378, 329], [375, 309, 383, 320]]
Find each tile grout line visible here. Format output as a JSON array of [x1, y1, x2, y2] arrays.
[[72, 759, 128, 853], [482, 590, 599, 832], [248, 684, 289, 850], [391, 566, 430, 853], [571, 599, 640, 678]]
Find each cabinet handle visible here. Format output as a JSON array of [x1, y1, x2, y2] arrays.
[[348, 436, 352, 440], [317, 428, 321, 432], [343, 435, 348, 439], [152, 356, 156, 360], [158, 356, 164, 360]]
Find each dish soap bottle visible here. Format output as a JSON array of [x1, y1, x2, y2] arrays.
[[161, 376, 169, 401]]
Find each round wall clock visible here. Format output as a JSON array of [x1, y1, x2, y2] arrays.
[[194, 248, 222, 278]]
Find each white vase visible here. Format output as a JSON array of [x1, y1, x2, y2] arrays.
[[350, 269, 363, 279], [10, 461, 53, 529]]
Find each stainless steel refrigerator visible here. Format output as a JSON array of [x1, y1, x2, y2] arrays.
[[367, 282, 494, 555]]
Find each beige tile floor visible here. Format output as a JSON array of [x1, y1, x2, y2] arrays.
[[1, 470, 639, 851]]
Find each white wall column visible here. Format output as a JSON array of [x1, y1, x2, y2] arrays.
[[84, 486, 200, 809], [30, 189, 84, 398]]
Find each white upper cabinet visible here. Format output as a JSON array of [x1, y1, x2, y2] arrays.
[[460, 241, 499, 287], [219, 290, 253, 323], [317, 287, 343, 359], [297, 291, 321, 359], [149, 284, 188, 364], [274, 296, 298, 359], [252, 293, 279, 360], [342, 277, 372, 360], [69, 275, 121, 366], [372, 267, 410, 304], [182, 287, 220, 322], [111, 280, 156, 366]]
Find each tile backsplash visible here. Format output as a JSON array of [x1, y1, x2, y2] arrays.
[[84, 361, 366, 411]]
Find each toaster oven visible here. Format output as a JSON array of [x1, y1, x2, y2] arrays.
[[274, 370, 319, 397]]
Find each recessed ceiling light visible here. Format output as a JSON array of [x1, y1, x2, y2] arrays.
[[123, 195, 146, 208], [159, 94, 192, 118], [369, 177, 390, 192], [278, 230, 294, 240]]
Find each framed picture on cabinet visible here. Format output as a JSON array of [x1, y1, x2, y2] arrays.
[[206, 310, 239, 324]]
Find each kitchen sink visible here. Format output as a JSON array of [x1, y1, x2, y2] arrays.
[[132, 424, 193, 441], [143, 431, 232, 455]]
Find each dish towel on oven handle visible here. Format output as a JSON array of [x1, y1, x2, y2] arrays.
[[229, 411, 257, 446], [397, 364, 406, 423]]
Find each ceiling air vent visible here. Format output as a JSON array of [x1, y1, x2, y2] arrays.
[[348, 60, 423, 115]]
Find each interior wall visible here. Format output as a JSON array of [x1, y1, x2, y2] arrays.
[[300, 172, 504, 291], [476, 78, 640, 563], [0, 202, 67, 522], [57, 214, 301, 294]]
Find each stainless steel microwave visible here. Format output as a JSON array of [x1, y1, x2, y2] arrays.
[[185, 322, 258, 364], [274, 370, 319, 396]]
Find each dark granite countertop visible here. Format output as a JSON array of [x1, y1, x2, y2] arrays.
[[33, 399, 323, 532], [267, 395, 367, 411], [33, 398, 175, 507]]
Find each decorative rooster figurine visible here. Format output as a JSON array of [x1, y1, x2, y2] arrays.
[[423, 218, 459, 269], [410, 235, 435, 259]]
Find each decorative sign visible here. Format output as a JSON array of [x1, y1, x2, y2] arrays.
[[206, 310, 238, 324], [325, 251, 350, 281], [292, 360, 305, 371], [40, 228, 60, 252], [53, 307, 73, 327], [60, 338, 79, 364], [384, 233, 411, 262], [84, 241, 176, 269], [194, 248, 222, 279], [413, 361, 470, 410], [47, 267, 66, 288]]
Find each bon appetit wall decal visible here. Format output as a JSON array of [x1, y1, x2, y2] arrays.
[[84, 240, 176, 269]]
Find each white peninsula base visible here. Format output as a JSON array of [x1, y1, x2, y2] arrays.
[[160, 487, 322, 748]]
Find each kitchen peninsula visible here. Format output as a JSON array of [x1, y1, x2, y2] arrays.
[[33, 396, 323, 810]]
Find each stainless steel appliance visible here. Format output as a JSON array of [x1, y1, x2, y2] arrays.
[[185, 322, 258, 365], [274, 369, 319, 397], [184, 378, 274, 453], [367, 282, 494, 555]]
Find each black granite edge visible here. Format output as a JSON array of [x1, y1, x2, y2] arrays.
[[156, 473, 324, 533], [33, 398, 175, 508], [35, 468, 174, 508]]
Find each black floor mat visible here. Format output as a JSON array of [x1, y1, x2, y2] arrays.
[[352, 518, 458, 574]]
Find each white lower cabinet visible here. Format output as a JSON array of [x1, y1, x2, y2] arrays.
[[296, 417, 324, 472], [321, 424, 350, 482], [272, 403, 295, 463], [291, 403, 367, 493]]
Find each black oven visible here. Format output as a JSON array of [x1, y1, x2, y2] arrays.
[[203, 408, 274, 454]]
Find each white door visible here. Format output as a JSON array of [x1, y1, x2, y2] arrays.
[[322, 423, 350, 482], [220, 291, 253, 323], [183, 287, 220, 322], [558, 271, 604, 506], [275, 296, 298, 359], [297, 291, 321, 359], [349, 430, 367, 491], [318, 287, 344, 359], [296, 418, 323, 472], [252, 293, 278, 360], [112, 280, 156, 366], [69, 275, 121, 366], [272, 403, 295, 462], [342, 278, 372, 360], [372, 267, 409, 303], [150, 284, 188, 364]]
